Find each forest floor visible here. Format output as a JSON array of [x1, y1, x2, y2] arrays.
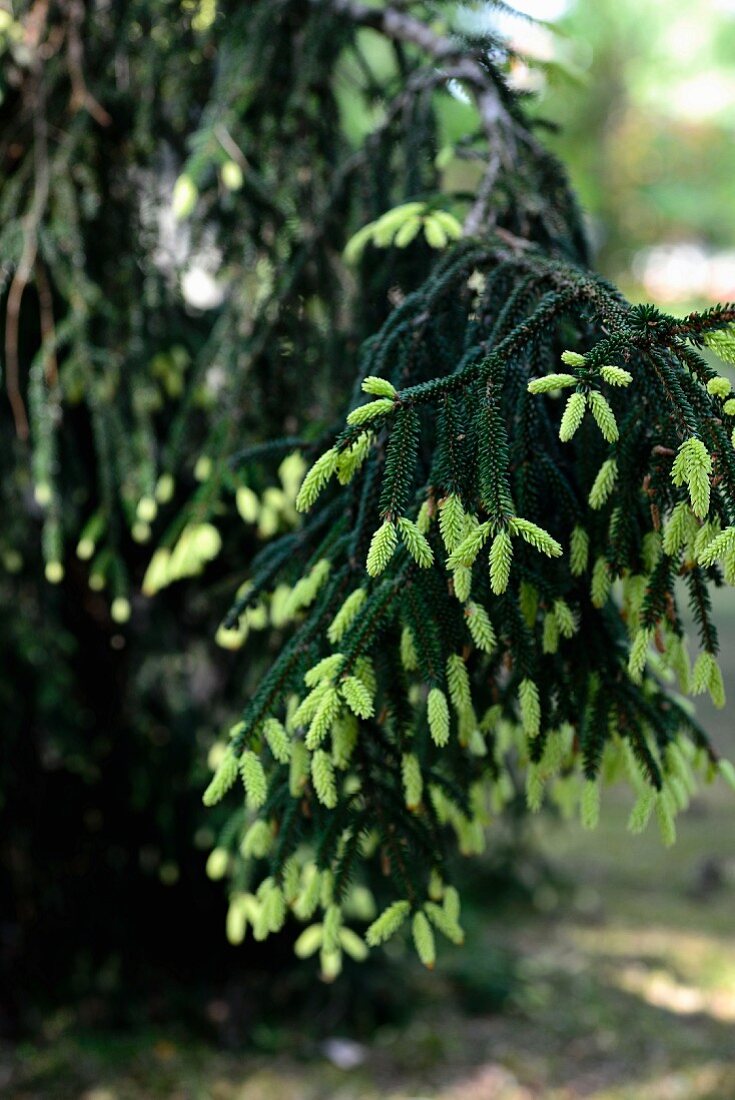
[[7, 605, 735, 1100], [6, 785, 735, 1100]]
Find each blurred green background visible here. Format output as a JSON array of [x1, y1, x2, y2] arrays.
[[5, 1, 735, 1097]]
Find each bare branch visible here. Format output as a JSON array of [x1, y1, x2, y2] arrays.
[[326, 0, 515, 235]]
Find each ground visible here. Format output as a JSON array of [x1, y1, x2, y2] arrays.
[[6, 602, 735, 1100], [5, 784, 735, 1100]]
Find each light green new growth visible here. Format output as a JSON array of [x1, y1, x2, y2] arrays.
[[203, 750, 238, 806], [416, 499, 432, 534], [304, 653, 344, 687], [339, 927, 369, 962], [336, 433, 372, 484], [591, 556, 611, 607], [423, 215, 448, 249], [345, 202, 462, 259], [294, 924, 323, 959], [256, 880, 287, 938], [724, 398, 735, 416], [465, 602, 496, 653], [332, 713, 358, 769], [453, 565, 472, 602], [206, 847, 229, 880], [444, 885, 460, 922], [561, 350, 586, 367], [510, 517, 563, 558], [627, 787, 656, 834], [527, 373, 577, 394], [361, 375, 397, 398], [655, 795, 677, 847], [570, 525, 589, 575], [553, 598, 576, 639], [412, 911, 436, 969], [519, 678, 540, 737], [431, 209, 463, 238], [697, 525, 735, 568], [263, 717, 291, 763], [346, 397, 395, 427], [694, 520, 721, 564], [580, 779, 600, 830], [525, 764, 545, 812], [718, 759, 735, 792], [293, 866, 321, 920], [663, 501, 697, 556], [374, 201, 426, 242], [398, 516, 434, 567], [489, 528, 513, 594], [587, 391, 619, 443], [366, 520, 398, 576], [295, 448, 339, 512], [284, 559, 332, 618], [424, 901, 464, 945], [236, 485, 259, 524], [322, 904, 342, 953], [293, 680, 330, 727], [365, 900, 411, 946], [427, 687, 450, 747], [353, 654, 375, 693], [599, 364, 633, 387], [344, 205, 419, 262], [311, 750, 338, 808], [288, 742, 309, 797], [559, 391, 586, 441], [394, 215, 422, 248], [241, 820, 272, 860], [400, 626, 419, 671], [706, 376, 731, 398], [692, 652, 726, 708], [439, 494, 466, 553], [340, 675, 374, 719], [628, 627, 653, 684], [327, 588, 367, 643], [306, 686, 341, 748], [240, 750, 268, 808], [402, 753, 423, 810], [446, 654, 472, 714], [703, 324, 735, 365], [543, 613, 559, 653], [671, 438, 712, 518], [588, 458, 618, 510], [447, 520, 491, 570]]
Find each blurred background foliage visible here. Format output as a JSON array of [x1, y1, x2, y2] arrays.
[[535, 0, 735, 301], [3, 0, 735, 1094]]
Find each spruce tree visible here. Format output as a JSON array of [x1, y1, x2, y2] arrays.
[[4, 1, 735, 982]]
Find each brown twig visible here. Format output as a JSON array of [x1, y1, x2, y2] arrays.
[[65, 0, 112, 126], [5, 7, 51, 439], [34, 258, 58, 387], [328, 0, 516, 235]]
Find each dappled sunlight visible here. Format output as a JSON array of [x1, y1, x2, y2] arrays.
[[569, 925, 735, 991], [612, 963, 735, 1022]]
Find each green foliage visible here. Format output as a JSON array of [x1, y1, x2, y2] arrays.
[[197, 1, 735, 974]]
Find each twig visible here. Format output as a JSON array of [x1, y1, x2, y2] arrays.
[[34, 259, 58, 387], [463, 149, 501, 238], [327, 0, 516, 234], [65, 0, 112, 126], [329, 0, 455, 58], [5, 13, 51, 439]]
